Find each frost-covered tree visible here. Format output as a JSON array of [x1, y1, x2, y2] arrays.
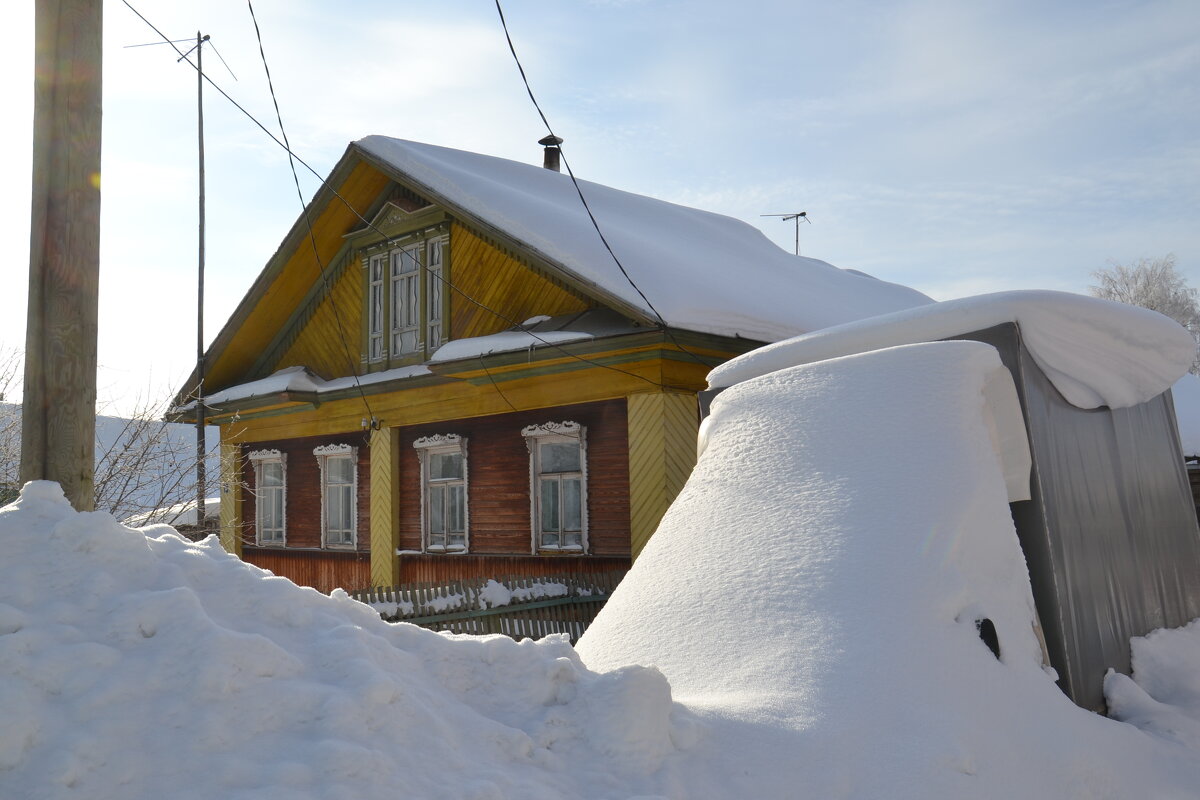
[[0, 348, 217, 524], [1090, 254, 1200, 375]]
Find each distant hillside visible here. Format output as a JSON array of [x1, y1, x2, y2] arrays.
[[0, 402, 218, 522]]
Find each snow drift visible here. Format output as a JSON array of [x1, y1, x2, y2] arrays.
[[579, 340, 1200, 798], [0, 482, 695, 800]]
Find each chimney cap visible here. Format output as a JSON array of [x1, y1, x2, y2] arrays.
[[538, 134, 564, 147]]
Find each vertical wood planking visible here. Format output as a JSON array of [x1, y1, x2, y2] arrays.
[[218, 441, 242, 556], [627, 391, 699, 558], [369, 426, 399, 587]]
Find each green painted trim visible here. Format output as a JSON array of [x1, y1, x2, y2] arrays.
[[402, 593, 607, 625], [456, 347, 712, 385], [202, 401, 319, 425]]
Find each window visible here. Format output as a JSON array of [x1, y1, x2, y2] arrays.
[[523, 422, 587, 553], [247, 449, 286, 546], [414, 434, 468, 553], [314, 444, 357, 548], [364, 233, 449, 366]]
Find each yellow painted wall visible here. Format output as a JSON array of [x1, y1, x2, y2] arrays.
[[626, 391, 699, 558], [206, 161, 390, 390], [369, 426, 400, 587], [449, 222, 590, 341], [273, 261, 362, 378], [218, 441, 242, 556]]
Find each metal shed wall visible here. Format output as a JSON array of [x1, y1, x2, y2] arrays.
[[961, 324, 1200, 712]]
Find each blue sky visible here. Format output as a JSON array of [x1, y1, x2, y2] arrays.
[[1, 0, 1196, 413]]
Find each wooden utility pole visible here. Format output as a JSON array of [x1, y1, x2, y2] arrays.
[[21, 0, 103, 510]]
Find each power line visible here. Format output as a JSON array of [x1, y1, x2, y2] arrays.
[[119, 1, 716, 401], [491, 0, 712, 371], [245, 0, 377, 428]]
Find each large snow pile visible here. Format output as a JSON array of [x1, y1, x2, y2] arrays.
[[0, 482, 696, 800], [706, 290, 1195, 409], [578, 340, 1200, 798], [356, 136, 932, 343]]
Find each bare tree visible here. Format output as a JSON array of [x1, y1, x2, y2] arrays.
[[1091, 254, 1200, 375], [0, 348, 218, 529]]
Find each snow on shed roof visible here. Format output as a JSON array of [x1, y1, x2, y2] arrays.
[[707, 290, 1196, 410], [354, 136, 932, 343]]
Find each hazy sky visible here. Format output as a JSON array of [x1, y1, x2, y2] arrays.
[[1, 0, 1196, 414]]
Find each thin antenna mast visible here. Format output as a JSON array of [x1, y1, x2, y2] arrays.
[[761, 211, 811, 256], [126, 31, 235, 533]]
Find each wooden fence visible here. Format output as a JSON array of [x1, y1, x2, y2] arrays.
[[352, 571, 625, 643]]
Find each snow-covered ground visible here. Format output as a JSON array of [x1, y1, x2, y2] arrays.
[[2, 341, 1199, 798], [3, 292, 1199, 798]]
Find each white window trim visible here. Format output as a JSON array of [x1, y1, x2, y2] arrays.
[[247, 448, 286, 547], [314, 443, 358, 549], [522, 421, 588, 554], [414, 433, 469, 554]]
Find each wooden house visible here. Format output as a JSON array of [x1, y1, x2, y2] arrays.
[[173, 137, 928, 594]]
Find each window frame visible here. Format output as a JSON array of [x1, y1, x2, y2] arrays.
[[247, 449, 287, 547], [414, 433, 469, 554], [522, 421, 588, 554], [361, 228, 450, 369], [314, 443, 358, 549]]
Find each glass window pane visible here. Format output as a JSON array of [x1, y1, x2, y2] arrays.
[[338, 485, 353, 531], [448, 485, 464, 532], [541, 478, 559, 533], [262, 461, 282, 487], [563, 477, 582, 531], [326, 490, 343, 531], [327, 455, 352, 484], [429, 452, 462, 480], [539, 441, 580, 473], [429, 485, 445, 535]]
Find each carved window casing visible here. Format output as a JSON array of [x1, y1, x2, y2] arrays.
[[522, 422, 588, 553], [314, 444, 357, 548], [247, 449, 286, 546], [414, 434, 468, 553]]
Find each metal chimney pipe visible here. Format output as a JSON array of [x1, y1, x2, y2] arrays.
[[539, 134, 563, 172]]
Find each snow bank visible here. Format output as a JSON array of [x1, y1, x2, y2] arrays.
[[707, 291, 1196, 409], [0, 483, 695, 799], [356, 137, 932, 342], [579, 340, 1200, 798], [1106, 620, 1200, 753]]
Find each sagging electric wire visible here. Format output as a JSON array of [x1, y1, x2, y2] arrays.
[[491, 0, 713, 370], [120, 1, 718, 399], [245, 0, 377, 427]]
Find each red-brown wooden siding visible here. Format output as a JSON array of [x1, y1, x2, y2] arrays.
[[394, 554, 630, 585], [242, 547, 372, 594], [241, 432, 372, 590], [395, 399, 631, 558]]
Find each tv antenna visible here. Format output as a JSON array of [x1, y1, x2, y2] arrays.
[[761, 211, 810, 255], [125, 32, 236, 532]]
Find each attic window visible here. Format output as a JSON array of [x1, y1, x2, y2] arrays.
[[363, 232, 449, 367]]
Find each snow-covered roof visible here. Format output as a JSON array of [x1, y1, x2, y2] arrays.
[[355, 136, 932, 343], [707, 290, 1196, 409], [181, 364, 432, 411]]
